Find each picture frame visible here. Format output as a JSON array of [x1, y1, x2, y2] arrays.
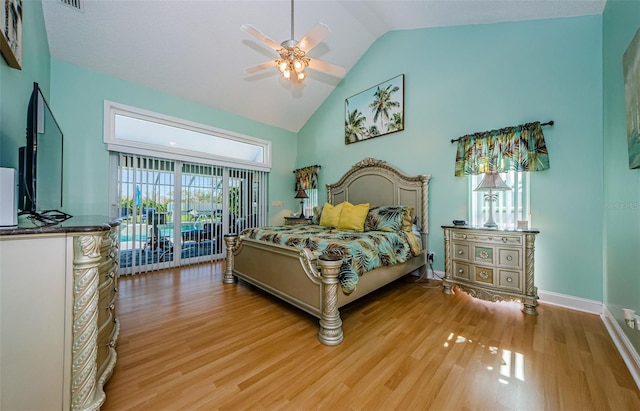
[[623, 26, 640, 169], [0, 0, 23, 70], [345, 74, 404, 144]]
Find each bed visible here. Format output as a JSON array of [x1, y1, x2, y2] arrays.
[[222, 158, 431, 345]]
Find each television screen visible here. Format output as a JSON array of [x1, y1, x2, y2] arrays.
[[34, 87, 63, 211], [19, 82, 65, 218]]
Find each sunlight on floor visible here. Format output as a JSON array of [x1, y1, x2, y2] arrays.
[[443, 332, 526, 385]]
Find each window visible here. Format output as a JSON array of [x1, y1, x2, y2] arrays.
[[469, 171, 530, 229], [106, 102, 269, 275], [304, 188, 318, 217], [104, 101, 271, 171]]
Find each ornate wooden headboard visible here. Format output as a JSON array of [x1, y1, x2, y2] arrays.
[[326, 158, 431, 248]]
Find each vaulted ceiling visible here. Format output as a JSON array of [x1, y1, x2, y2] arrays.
[[42, 0, 605, 132]]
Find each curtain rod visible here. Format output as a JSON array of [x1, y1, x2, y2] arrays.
[[293, 165, 322, 173], [450, 120, 554, 144]]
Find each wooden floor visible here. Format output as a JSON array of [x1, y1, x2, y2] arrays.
[[102, 262, 640, 410]]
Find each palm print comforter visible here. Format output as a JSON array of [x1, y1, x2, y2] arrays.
[[240, 225, 421, 294]]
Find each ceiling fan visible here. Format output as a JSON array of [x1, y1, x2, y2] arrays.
[[241, 0, 346, 82]]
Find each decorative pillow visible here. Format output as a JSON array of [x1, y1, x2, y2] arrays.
[[338, 202, 370, 231], [365, 205, 408, 232], [319, 202, 345, 227], [401, 207, 416, 232], [311, 206, 323, 225]]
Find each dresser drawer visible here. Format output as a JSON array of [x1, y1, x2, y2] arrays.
[[473, 245, 494, 265], [98, 286, 117, 328], [452, 261, 470, 281], [498, 248, 521, 268], [97, 319, 117, 374], [498, 269, 522, 291], [473, 265, 494, 285], [452, 243, 470, 262], [452, 230, 523, 247]]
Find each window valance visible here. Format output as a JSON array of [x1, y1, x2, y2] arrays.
[[294, 165, 321, 191], [454, 121, 551, 177]]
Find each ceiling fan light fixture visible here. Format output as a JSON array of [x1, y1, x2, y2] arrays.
[[241, 0, 346, 82], [277, 59, 288, 72]]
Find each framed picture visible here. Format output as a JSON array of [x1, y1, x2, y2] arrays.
[[345, 74, 404, 144], [623, 26, 640, 169], [0, 0, 23, 70]]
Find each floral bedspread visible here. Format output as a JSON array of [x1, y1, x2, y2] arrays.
[[240, 225, 420, 294]]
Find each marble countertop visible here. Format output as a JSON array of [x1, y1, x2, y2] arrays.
[[0, 215, 120, 236]]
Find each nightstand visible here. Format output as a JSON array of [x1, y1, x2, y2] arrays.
[[442, 225, 540, 315], [284, 216, 312, 226]]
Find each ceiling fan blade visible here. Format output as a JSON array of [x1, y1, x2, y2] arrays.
[[241, 24, 282, 52], [245, 60, 277, 74], [297, 22, 330, 53], [308, 59, 347, 78]]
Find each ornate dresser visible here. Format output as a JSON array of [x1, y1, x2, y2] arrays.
[[442, 225, 540, 315], [0, 216, 120, 410]]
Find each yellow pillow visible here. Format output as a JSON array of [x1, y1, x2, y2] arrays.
[[338, 202, 370, 231], [319, 202, 345, 227]]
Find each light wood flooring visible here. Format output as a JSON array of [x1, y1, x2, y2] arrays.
[[102, 262, 640, 410]]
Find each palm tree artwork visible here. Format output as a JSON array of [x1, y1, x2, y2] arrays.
[[344, 75, 404, 144]]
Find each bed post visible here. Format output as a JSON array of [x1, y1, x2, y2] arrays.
[[223, 234, 238, 284], [317, 255, 344, 346]]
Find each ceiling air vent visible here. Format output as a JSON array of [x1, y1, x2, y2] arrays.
[[58, 0, 84, 12]]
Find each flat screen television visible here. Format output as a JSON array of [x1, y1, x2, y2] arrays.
[[18, 82, 70, 224]]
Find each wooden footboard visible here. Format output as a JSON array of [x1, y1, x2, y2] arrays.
[[223, 234, 426, 345]]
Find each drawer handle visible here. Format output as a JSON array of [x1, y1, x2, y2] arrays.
[[458, 269, 464, 274], [108, 303, 115, 311], [502, 237, 508, 243], [506, 277, 513, 283], [462, 234, 467, 239], [108, 272, 115, 279], [107, 340, 116, 348], [506, 255, 513, 261], [113, 287, 118, 293], [458, 250, 464, 255], [479, 271, 489, 280]]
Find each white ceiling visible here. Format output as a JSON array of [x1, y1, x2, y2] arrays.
[[42, 0, 605, 132]]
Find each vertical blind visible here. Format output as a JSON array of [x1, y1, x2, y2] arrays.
[[117, 153, 268, 276]]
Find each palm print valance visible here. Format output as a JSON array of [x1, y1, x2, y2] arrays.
[[294, 165, 320, 191], [454, 121, 550, 176]]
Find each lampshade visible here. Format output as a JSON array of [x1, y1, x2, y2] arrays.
[[474, 173, 512, 192], [294, 189, 308, 199], [474, 173, 511, 228]]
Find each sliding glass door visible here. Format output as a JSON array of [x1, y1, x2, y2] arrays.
[[116, 153, 267, 275]]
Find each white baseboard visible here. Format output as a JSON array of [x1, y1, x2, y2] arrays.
[[601, 305, 640, 390], [538, 289, 603, 315], [428, 268, 445, 280]]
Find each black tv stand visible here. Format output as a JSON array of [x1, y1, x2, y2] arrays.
[[19, 209, 73, 226]]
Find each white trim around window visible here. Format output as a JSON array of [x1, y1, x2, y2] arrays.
[[103, 101, 272, 172]]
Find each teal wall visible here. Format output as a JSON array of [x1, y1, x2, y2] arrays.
[[50, 60, 297, 221], [0, 0, 50, 169], [1, 5, 296, 225], [0, 2, 621, 308], [603, 0, 640, 352], [299, 16, 604, 301]]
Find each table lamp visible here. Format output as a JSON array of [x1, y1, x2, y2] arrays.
[[474, 172, 512, 228], [294, 189, 308, 218]]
